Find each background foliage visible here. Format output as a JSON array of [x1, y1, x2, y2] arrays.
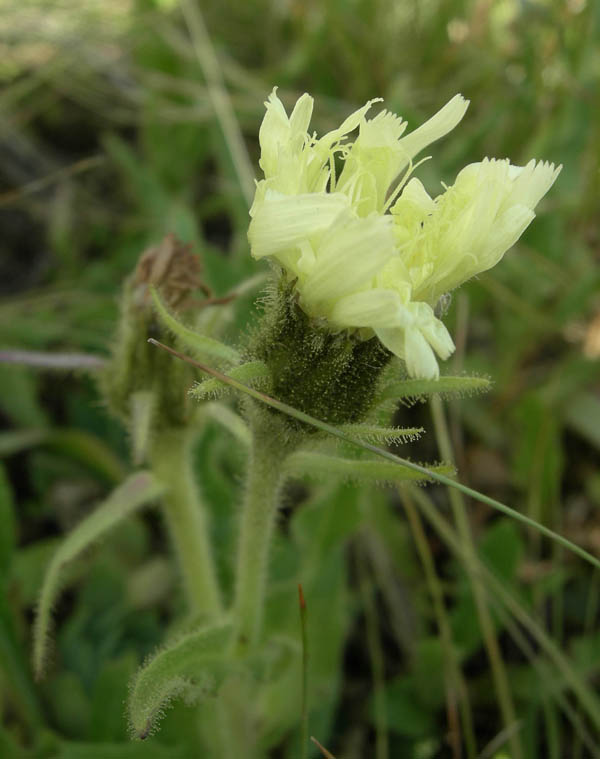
[[1, 0, 600, 756]]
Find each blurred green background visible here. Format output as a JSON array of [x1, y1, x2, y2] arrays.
[[1, 0, 600, 757]]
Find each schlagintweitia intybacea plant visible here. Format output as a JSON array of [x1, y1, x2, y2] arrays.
[[127, 89, 561, 746], [223, 87, 561, 655], [31, 87, 562, 753]]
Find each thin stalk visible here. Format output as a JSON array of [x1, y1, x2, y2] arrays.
[[151, 428, 222, 618], [401, 491, 477, 759], [233, 429, 287, 652], [430, 395, 522, 759]]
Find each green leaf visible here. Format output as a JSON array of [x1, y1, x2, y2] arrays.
[[285, 451, 454, 486], [378, 375, 492, 404], [150, 288, 240, 364], [33, 472, 164, 678], [128, 621, 232, 738], [191, 361, 271, 400], [204, 402, 251, 446], [339, 423, 423, 445]]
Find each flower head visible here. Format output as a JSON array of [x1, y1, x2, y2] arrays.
[[248, 88, 560, 378]]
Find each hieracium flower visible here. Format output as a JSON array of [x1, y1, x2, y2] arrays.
[[248, 88, 561, 379]]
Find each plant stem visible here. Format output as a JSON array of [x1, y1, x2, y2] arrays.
[[233, 427, 287, 652], [430, 396, 523, 759], [151, 427, 222, 618]]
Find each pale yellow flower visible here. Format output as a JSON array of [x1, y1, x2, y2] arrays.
[[248, 88, 560, 379], [393, 159, 562, 305]]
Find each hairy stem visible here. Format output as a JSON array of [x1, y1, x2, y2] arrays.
[[151, 428, 222, 618], [233, 427, 288, 652]]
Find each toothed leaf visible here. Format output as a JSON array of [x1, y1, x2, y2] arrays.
[[191, 361, 271, 400], [150, 288, 240, 364], [128, 621, 232, 739], [33, 472, 164, 679]]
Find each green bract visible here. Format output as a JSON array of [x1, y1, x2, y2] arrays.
[[248, 88, 561, 380]]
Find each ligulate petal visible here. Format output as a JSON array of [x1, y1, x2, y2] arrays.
[[374, 326, 407, 360], [376, 326, 440, 379], [302, 212, 395, 305], [398, 94, 469, 163], [329, 289, 412, 329], [259, 88, 292, 177], [248, 191, 349, 259], [505, 160, 561, 210], [417, 312, 455, 360], [319, 98, 382, 150], [483, 204, 535, 268], [289, 93, 314, 139], [404, 327, 440, 379]]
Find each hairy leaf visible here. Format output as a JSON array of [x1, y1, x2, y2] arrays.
[[378, 375, 492, 405], [204, 402, 251, 446], [128, 621, 232, 738], [339, 424, 424, 445], [33, 472, 164, 678], [192, 361, 271, 400], [285, 451, 454, 485], [150, 288, 240, 364]]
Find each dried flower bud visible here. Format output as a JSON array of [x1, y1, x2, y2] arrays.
[[133, 233, 205, 311]]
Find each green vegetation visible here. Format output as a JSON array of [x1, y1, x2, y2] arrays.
[[1, 1, 600, 757]]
